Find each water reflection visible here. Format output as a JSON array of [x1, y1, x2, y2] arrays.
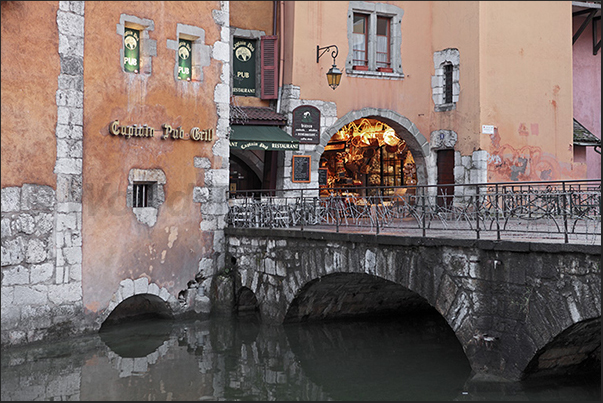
[[285, 313, 472, 401], [1, 314, 600, 401]]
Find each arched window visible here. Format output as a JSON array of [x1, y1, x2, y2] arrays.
[[432, 49, 460, 112]]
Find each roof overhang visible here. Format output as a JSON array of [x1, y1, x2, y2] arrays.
[[573, 118, 601, 154], [572, 1, 601, 55]]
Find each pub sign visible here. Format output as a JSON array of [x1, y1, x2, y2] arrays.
[[233, 39, 256, 96], [178, 39, 192, 80], [123, 28, 140, 73], [292, 105, 320, 144]]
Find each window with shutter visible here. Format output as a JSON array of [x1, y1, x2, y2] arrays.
[[261, 35, 278, 99]]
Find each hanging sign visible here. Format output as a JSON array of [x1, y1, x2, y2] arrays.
[[292, 105, 320, 144], [233, 39, 256, 96]]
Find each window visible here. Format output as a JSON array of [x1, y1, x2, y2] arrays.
[[432, 49, 460, 112], [346, 2, 404, 77], [443, 63, 453, 104], [123, 27, 140, 73], [178, 38, 192, 81], [127, 168, 166, 227], [376, 16, 391, 72], [117, 15, 156, 75], [352, 14, 368, 69], [167, 24, 211, 83], [133, 183, 153, 207]]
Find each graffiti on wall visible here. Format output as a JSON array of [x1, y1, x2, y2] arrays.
[[486, 124, 583, 182]]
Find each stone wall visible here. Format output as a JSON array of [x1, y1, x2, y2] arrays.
[[1, 185, 88, 346]]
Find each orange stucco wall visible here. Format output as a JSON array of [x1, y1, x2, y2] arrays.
[[283, 1, 437, 147], [230, 0, 275, 35], [81, 1, 222, 314], [229, 1, 274, 108], [1, 1, 59, 188], [282, 1, 482, 155], [431, 1, 481, 156], [282, 1, 579, 182], [478, 1, 576, 181]]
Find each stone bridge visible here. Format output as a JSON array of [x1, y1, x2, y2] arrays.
[[221, 227, 601, 381]]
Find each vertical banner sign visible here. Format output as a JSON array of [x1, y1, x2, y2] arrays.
[[124, 28, 140, 73], [178, 39, 192, 80], [292, 105, 321, 144], [233, 39, 256, 96]]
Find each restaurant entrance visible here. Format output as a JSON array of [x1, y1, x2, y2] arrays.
[[320, 118, 417, 197]]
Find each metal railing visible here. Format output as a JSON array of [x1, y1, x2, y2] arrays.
[[226, 179, 601, 245]]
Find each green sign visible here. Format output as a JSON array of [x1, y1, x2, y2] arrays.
[[123, 28, 140, 73], [233, 39, 256, 96], [178, 39, 192, 80]]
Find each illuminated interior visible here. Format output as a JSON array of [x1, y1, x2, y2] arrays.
[[320, 118, 417, 196]]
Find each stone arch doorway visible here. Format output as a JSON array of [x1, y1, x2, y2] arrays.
[[319, 108, 429, 188], [320, 118, 418, 197]]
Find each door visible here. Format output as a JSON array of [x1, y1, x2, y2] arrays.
[[437, 149, 455, 209]]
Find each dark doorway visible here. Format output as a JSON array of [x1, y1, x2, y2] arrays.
[[437, 149, 455, 209], [229, 155, 262, 194]]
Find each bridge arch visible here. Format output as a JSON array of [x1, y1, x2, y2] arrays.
[[225, 228, 600, 381], [283, 272, 438, 323], [99, 277, 176, 328], [320, 108, 430, 185]]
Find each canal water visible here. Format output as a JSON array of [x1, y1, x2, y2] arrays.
[[1, 312, 600, 401]]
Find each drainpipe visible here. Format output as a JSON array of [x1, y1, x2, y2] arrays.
[[276, 1, 285, 113]]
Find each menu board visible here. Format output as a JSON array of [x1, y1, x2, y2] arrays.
[[318, 168, 328, 186], [292, 155, 311, 183]]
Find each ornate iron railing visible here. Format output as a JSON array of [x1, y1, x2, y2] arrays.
[[226, 179, 601, 245]]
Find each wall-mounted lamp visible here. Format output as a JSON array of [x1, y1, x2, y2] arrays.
[[317, 44, 342, 90]]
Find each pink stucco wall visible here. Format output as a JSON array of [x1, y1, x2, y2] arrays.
[[573, 11, 602, 179]]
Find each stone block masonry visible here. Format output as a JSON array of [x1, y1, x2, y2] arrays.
[[1, 185, 87, 346], [1, 1, 89, 348], [224, 227, 601, 381]]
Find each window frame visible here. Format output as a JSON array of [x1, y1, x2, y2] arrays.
[[117, 14, 156, 76], [432, 48, 460, 112], [376, 16, 392, 72], [346, 1, 404, 78], [167, 24, 211, 83], [352, 13, 369, 70]]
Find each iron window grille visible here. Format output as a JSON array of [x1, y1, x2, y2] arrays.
[[133, 183, 153, 208]]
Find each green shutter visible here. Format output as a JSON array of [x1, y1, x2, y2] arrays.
[[178, 39, 192, 80], [124, 28, 140, 73]]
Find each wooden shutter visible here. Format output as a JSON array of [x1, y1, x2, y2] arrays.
[[261, 35, 278, 99]]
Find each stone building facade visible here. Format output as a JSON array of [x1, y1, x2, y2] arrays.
[[2, 1, 231, 347], [2, 1, 599, 348]]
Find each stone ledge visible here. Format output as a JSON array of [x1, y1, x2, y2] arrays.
[[224, 227, 601, 255]]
